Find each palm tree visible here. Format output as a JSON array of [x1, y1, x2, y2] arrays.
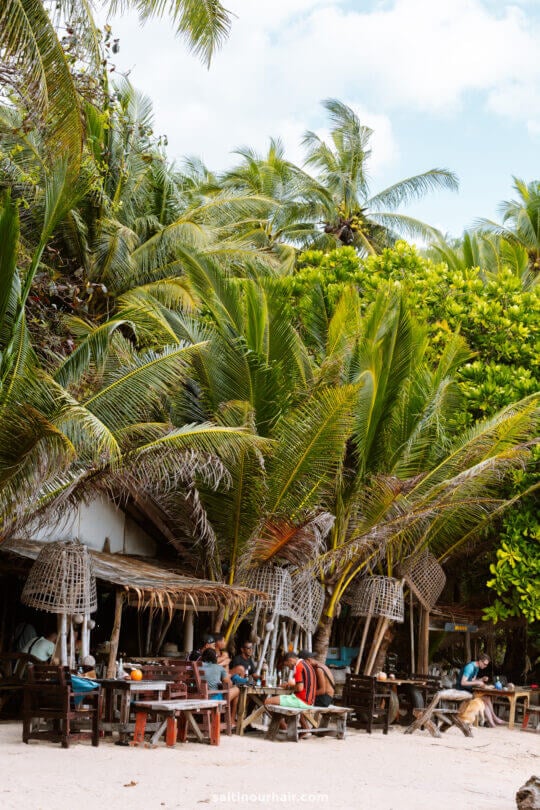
[[220, 139, 331, 269], [477, 178, 540, 276], [241, 286, 540, 660], [302, 99, 459, 253], [0, 0, 232, 193]]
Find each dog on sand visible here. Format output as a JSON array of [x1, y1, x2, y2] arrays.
[[458, 697, 486, 725]]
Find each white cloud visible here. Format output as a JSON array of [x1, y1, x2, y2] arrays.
[[103, 0, 540, 173]]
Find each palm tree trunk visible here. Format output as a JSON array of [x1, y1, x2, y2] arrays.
[[313, 611, 334, 663], [372, 622, 395, 675]]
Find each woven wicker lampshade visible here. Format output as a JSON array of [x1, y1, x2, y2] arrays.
[[245, 565, 292, 616], [399, 550, 446, 610], [21, 538, 97, 615], [350, 576, 404, 623], [288, 568, 325, 633]]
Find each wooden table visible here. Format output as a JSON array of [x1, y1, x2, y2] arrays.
[[99, 679, 171, 742], [472, 686, 531, 730], [377, 677, 436, 724], [405, 690, 474, 738], [236, 685, 293, 736], [132, 699, 225, 747]]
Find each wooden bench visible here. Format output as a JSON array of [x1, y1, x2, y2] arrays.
[[265, 705, 351, 742]]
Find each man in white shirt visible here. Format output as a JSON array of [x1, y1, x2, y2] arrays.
[[22, 631, 58, 662]]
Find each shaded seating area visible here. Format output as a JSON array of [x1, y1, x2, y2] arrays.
[[23, 664, 101, 748], [341, 674, 391, 734]]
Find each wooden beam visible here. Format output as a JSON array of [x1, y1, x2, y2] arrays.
[[417, 606, 430, 673]]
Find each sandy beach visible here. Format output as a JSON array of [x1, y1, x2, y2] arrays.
[[0, 721, 537, 810]]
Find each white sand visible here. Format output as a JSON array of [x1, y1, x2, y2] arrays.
[[0, 720, 537, 810]]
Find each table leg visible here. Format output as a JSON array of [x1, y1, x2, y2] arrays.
[[210, 707, 221, 746], [165, 716, 177, 747], [178, 713, 188, 743], [508, 696, 516, 730], [132, 711, 147, 745], [185, 710, 204, 743], [236, 689, 248, 736], [118, 692, 130, 743], [150, 718, 168, 747]]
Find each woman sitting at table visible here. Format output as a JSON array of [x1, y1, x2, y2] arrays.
[[456, 653, 505, 727], [201, 648, 239, 725]]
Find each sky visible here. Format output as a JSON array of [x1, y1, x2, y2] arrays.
[[103, 0, 540, 238]]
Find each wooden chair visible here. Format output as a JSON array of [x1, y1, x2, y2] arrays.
[[341, 674, 391, 734], [22, 664, 101, 748], [0, 653, 41, 716]]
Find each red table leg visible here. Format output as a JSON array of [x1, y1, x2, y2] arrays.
[[132, 711, 147, 745], [165, 716, 177, 747], [210, 706, 221, 746]]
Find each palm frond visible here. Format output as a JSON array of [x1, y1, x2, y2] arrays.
[[368, 169, 458, 211]]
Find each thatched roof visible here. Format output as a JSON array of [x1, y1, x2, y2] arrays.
[[1, 539, 261, 611]]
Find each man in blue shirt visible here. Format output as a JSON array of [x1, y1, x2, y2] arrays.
[[457, 654, 490, 691], [457, 653, 504, 726]]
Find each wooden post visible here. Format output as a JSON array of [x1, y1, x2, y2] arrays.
[[184, 610, 194, 654], [409, 591, 415, 674], [107, 589, 124, 678], [156, 610, 175, 655], [144, 609, 153, 656], [465, 630, 471, 662], [417, 606, 430, 674]]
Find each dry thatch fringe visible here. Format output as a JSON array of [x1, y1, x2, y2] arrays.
[[4, 537, 263, 613]]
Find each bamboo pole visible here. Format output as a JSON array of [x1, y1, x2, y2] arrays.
[[354, 613, 372, 674], [81, 613, 90, 660], [267, 617, 281, 676], [107, 590, 124, 678], [58, 613, 68, 666], [365, 617, 389, 675], [69, 617, 75, 669]]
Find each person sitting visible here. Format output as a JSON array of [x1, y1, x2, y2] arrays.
[[230, 641, 256, 678], [456, 653, 504, 727], [265, 650, 317, 711], [214, 632, 231, 669], [21, 631, 58, 662], [201, 648, 239, 724], [300, 650, 335, 707], [13, 621, 37, 652], [188, 633, 215, 662]]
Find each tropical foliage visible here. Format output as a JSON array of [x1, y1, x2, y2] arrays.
[[0, 0, 538, 658]]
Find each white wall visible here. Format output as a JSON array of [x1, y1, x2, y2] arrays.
[[28, 498, 156, 557]]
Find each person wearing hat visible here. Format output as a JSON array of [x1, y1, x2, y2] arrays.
[[188, 633, 216, 662], [300, 650, 335, 707]]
